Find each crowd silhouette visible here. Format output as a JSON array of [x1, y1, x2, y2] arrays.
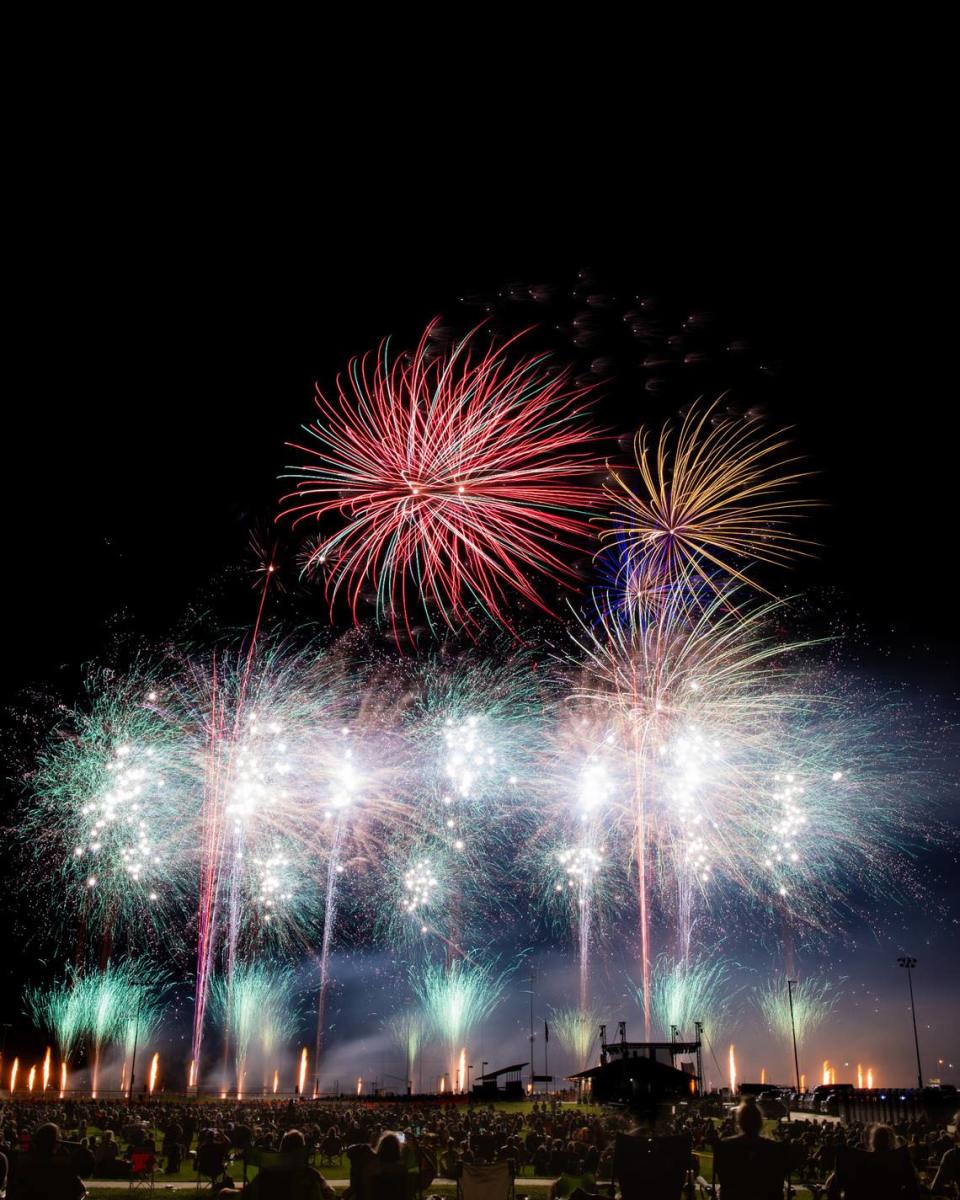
[[0, 1094, 957, 1197]]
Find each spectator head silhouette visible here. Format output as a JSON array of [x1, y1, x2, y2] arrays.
[[376, 1132, 402, 1163], [735, 1098, 764, 1137], [868, 1124, 897, 1152], [32, 1123, 60, 1155]]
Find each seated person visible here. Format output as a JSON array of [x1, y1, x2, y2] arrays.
[[162, 1121, 184, 1174], [826, 1125, 920, 1199], [929, 1114, 960, 1196], [344, 1131, 415, 1198], [219, 1130, 334, 1199], [7, 1123, 87, 1200]]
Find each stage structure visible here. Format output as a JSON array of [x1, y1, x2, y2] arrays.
[[569, 1021, 702, 1110], [472, 1062, 528, 1100]]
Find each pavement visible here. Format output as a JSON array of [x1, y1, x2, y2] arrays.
[[89, 1176, 563, 1193]]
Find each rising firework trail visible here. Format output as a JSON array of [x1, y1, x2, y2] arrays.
[[531, 712, 619, 1017], [180, 636, 356, 1084], [572, 584, 815, 1036], [313, 738, 363, 1088]]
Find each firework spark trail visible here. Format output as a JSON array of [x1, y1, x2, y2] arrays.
[[314, 819, 342, 1088], [633, 954, 734, 1043], [119, 968, 169, 1095], [755, 976, 839, 1076], [212, 963, 294, 1098], [192, 651, 224, 1087], [603, 398, 816, 602], [22, 663, 194, 959], [398, 644, 547, 955], [178, 639, 360, 1082], [259, 978, 296, 1094], [312, 727, 375, 1090], [550, 1006, 602, 1074], [531, 708, 619, 1018], [26, 972, 86, 1079], [280, 318, 604, 643], [302, 652, 418, 1089], [414, 958, 510, 1091], [387, 1011, 423, 1091], [184, 549, 292, 1080], [69, 963, 163, 1096], [571, 583, 821, 1036]]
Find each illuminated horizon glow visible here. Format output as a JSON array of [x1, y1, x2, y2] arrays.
[[279, 317, 605, 644]]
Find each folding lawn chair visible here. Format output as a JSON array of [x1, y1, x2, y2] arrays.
[[194, 1141, 230, 1192], [244, 1147, 315, 1200], [457, 1160, 515, 1200], [713, 1136, 790, 1200], [612, 1131, 692, 1200], [832, 1145, 919, 1200], [128, 1147, 156, 1190]]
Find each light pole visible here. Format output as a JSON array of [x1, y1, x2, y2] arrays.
[[897, 957, 924, 1089], [527, 968, 536, 1096], [787, 980, 802, 1096]]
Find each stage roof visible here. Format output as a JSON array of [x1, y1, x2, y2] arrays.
[[478, 1063, 528, 1080]]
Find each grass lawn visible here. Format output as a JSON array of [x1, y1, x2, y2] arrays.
[[73, 1107, 822, 1198]]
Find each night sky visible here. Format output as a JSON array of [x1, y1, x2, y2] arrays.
[[2, 236, 957, 1091]]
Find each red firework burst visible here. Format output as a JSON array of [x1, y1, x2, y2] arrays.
[[279, 318, 604, 642]]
